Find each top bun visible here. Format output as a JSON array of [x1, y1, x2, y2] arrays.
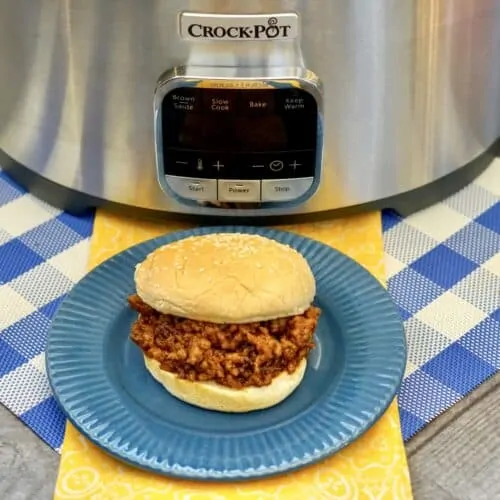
[[134, 233, 316, 324]]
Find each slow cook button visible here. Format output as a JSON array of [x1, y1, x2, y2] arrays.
[[203, 90, 237, 114], [165, 175, 217, 202], [218, 180, 261, 202], [261, 177, 314, 202]]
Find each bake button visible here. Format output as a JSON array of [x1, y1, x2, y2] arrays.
[[165, 175, 217, 202], [239, 92, 275, 114], [261, 177, 314, 202], [218, 180, 261, 202]]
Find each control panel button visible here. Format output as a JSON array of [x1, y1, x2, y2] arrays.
[[218, 180, 261, 203], [275, 89, 315, 113], [261, 177, 314, 202], [269, 160, 284, 172], [165, 175, 217, 202], [239, 91, 275, 115], [164, 88, 202, 113], [212, 160, 225, 172], [203, 90, 237, 114]]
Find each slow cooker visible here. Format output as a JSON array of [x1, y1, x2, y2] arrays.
[[1, 0, 499, 218]]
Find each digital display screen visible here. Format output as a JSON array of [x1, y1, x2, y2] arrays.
[[161, 87, 318, 180]]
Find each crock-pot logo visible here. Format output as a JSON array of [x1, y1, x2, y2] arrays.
[[188, 17, 291, 40], [180, 13, 299, 41]]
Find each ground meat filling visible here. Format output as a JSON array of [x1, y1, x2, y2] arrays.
[[128, 295, 320, 390]]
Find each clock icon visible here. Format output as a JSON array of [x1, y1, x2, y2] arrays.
[[269, 160, 284, 172]]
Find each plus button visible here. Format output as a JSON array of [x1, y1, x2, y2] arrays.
[[213, 161, 224, 171], [289, 160, 302, 170]]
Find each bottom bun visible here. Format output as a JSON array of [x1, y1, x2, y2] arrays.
[[144, 356, 307, 413]]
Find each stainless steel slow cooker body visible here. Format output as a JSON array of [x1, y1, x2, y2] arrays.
[[1, 0, 499, 217]]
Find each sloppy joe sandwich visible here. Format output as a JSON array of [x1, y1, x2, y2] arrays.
[[128, 232, 321, 413]]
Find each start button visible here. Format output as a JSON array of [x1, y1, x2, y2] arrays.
[[165, 175, 217, 201]]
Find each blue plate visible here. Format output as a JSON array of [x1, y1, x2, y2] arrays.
[[46, 226, 406, 481]]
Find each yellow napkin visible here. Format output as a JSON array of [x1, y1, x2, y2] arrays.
[[53, 209, 412, 499]]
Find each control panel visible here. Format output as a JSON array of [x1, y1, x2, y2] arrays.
[[156, 83, 321, 205]]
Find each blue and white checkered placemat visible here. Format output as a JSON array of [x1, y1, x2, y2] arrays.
[[384, 160, 500, 439], [0, 171, 93, 450], [0, 162, 498, 451]]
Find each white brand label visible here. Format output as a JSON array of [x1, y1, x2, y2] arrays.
[[179, 13, 299, 41]]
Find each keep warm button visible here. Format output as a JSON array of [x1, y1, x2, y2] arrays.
[[218, 180, 261, 203]]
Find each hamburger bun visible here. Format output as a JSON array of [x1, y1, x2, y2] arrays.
[[134, 233, 316, 324], [144, 355, 307, 413]]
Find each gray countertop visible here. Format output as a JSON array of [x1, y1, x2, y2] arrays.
[[2, 372, 500, 500]]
